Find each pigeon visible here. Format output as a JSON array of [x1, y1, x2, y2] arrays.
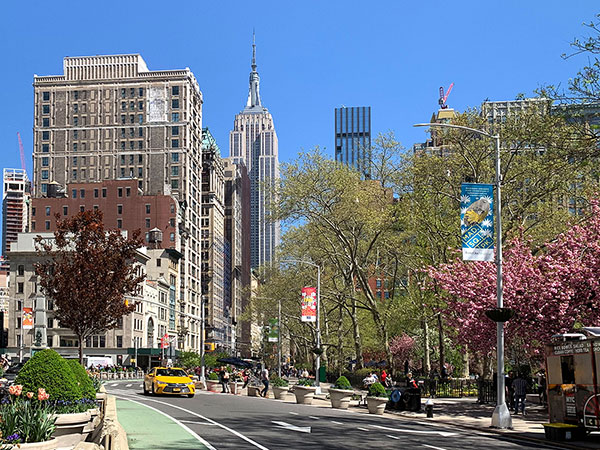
[[463, 198, 490, 226]]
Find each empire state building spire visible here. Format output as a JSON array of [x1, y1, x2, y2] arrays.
[[246, 31, 262, 109]]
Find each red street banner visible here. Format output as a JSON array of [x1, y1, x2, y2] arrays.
[[160, 333, 169, 348], [301, 287, 317, 322], [22, 308, 33, 330]]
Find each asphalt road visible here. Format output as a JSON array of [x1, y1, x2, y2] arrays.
[[106, 381, 562, 450]]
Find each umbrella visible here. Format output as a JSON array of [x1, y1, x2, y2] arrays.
[[217, 357, 254, 368]]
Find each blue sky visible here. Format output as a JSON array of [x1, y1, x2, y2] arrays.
[[0, 1, 598, 176]]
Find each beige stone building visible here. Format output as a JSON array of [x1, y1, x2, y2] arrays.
[[32, 55, 204, 351]]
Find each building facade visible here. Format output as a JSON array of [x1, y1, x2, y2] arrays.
[[334, 106, 372, 178], [2, 169, 31, 256], [32, 54, 204, 351], [229, 39, 280, 268]]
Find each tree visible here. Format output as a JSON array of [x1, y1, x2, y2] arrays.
[[428, 200, 600, 359], [35, 210, 145, 364]]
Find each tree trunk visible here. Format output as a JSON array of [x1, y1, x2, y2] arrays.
[[437, 313, 445, 371], [372, 308, 393, 375], [422, 317, 431, 374], [351, 296, 363, 369], [78, 333, 84, 365], [337, 304, 344, 376], [462, 345, 470, 378]]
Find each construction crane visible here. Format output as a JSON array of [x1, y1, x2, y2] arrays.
[[17, 132, 27, 175], [438, 83, 454, 109]]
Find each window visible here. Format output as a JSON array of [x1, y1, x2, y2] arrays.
[[138, 88, 144, 96], [138, 167, 143, 177], [73, 104, 78, 113], [116, 336, 123, 348], [63, 206, 68, 216], [145, 219, 151, 228], [80, 189, 85, 198], [80, 206, 84, 212], [138, 141, 143, 150], [102, 188, 107, 198], [117, 219, 122, 229], [73, 143, 78, 151], [31, 220, 36, 230], [73, 156, 78, 165], [171, 99, 179, 109], [172, 126, 179, 136], [171, 113, 179, 122], [32, 207, 36, 216], [73, 130, 78, 139], [72, 189, 77, 199], [42, 131, 49, 140], [42, 144, 49, 153], [47, 300, 53, 310], [130, 114, 134, 124], [138, 128, 143, 137], [172, 139, 179, 148], [118, 188, 123, 197], [145, 204, 151, 214], [73, 90, 79, 100], [172, 86, 180, 95], [42, 157, 49, 166], [94, 188, 99, 198], [120, 142, 125, 150], [121, 88, 126, 98], [171, 179, 179, 189], [169, 218, 175, 227], [120, 155, 125, 164], [130, 141, 134, 150], [17, 282, 24, 294], [138, 114, 143, 124], [41, 170, 48, 180], [121, 128, 126, 138], [117, 204, 123, 214], [72, 169, 77, 179], [138, 101, 144, 110], [18, 265, 24, 276], [121, 115, 126, 124], [45, 221, 50, 230], [156, 258, 161, 267], [120, 168, 125, 177], [126, 187, 131, 197], [42, 91, 50, 101], [73, 117, 78, 126], [170, 204, 175, 213], [42, 118, 49, 127], [130, 101, 135, 110], [171, 152, 179, 162], [170, 232, 175, 242], [45, 206, 51, 216], [171, 166, 179, 176], [47, 318, 53, 329], [42, 105, 50, 114], [130, 88, 135, 97]]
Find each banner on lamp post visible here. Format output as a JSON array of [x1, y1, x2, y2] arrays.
[[461, 183, 494, 262], [268, 318, 279, 342], [22, 307, 33, 330], [301, 287, 317, 322]]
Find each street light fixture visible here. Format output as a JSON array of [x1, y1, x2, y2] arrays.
[[414, 122, 512, 429], [281, 258, 322, 394]]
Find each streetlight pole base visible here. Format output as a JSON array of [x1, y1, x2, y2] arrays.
[[315, 386, 322, 395], [491, 403, 513, 429]]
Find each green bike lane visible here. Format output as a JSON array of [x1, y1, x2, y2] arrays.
[[117, 397, 214, 450]]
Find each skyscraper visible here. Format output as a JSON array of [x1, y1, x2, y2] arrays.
[[31, 54, 204, 352], [229, 37, 280, 268], [2, 169, 30, 256], [335, 106, 372, 178]]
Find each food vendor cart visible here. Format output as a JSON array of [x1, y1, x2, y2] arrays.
[[545, 328, 600, 437]]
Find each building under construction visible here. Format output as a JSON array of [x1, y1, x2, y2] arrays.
[[2, 168, 31, 256]]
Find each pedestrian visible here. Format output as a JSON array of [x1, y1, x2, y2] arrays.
[[537, 370, 547, 406], [219, 366, 230, 393], [301, 368, 309, 379], [381, 370, 389, 388], [406, 372, 418, 390], [506, 371, 515, 411], [512, 373, 529, 415], [260, 366, 269, 397]]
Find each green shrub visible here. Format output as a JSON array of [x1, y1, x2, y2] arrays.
[[271, 376, 289, 387], [333, 376, 352, 390], [208, 372, 219, 380], [297, 378, 315, 387], [16, 349, 82, 402], [368, 382, 387, 398], [65, 359, 96, 400], [90, 375, 103, 393]]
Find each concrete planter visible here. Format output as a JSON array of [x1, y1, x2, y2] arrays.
[[272, 386, 289, 400], [367, 396, 388, 415], [247, 385, 261, 397], [228, 382, 243, 395], [329, 388, 353, 409], [206, 380, 220, 392], [294, 385, 316, 405], [52, 411, 92, 448], [14, 438, 59, 449]]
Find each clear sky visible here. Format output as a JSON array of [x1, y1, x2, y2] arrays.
[[0, 1, 598, 178]]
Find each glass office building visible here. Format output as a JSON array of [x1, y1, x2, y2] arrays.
[[335, 106, 372, 178]]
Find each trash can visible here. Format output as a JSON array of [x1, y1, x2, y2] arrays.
[[319, 366, 326, 383], [402, 388, 422, 412]]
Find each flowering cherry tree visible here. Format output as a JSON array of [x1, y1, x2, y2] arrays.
[[389, 333, 416, 367], [428, 200, 600, 358]]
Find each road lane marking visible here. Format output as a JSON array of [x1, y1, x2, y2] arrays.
[[111, 383, 118, 386], [387, 435, 400, 440], [116, 393, 270, 450], [370, 424, 457, 437], [272, 421, 311, 433], [289, 412, 299, 415], [423, 445, 448, 450], [116, 396, 217, 450], [331, 420, 344, 425], [308, 416, 320, 420], [180, 420, 218, 426], [357, 427, 369, 431], [126, 384, 132, 387]]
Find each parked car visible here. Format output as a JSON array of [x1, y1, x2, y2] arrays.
[[143, 367, 195, 398]]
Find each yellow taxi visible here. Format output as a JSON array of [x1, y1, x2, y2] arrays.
[[143, 367, 196, 398]]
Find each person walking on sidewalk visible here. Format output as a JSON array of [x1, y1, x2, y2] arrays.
[[260, 366, 269, 397], [512, 373, 529, 415]]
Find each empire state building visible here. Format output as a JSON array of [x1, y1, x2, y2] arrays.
[[229, 36, 280, 268]]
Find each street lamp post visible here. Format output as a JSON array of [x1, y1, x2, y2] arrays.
[[281, 259, 322, 394], [414, 122, 512, 429]]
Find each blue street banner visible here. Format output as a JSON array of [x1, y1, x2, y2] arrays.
[[461, 183, 494, 261]]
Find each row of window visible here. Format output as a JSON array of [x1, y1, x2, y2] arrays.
[[41, 86, 182, 103]]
